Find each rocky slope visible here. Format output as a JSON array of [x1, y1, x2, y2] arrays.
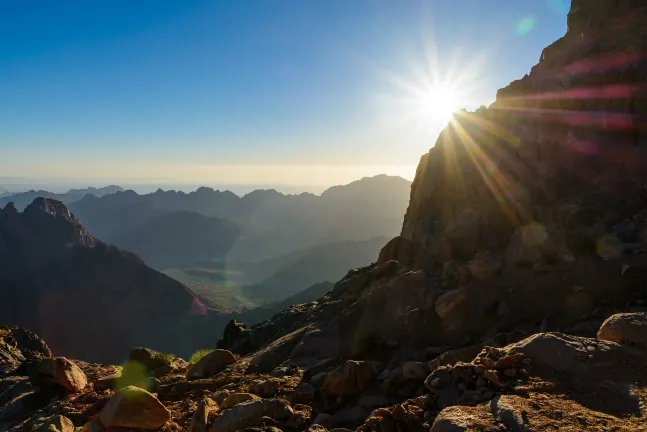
[[0, 198, 214, 364]]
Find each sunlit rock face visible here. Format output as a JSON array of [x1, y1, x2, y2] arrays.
[[389, 0, 647, 272]]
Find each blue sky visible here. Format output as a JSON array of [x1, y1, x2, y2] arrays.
[[0, 0, 570, 190]]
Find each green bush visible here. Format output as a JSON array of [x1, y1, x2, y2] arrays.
[[149, 350, 177, 366], [189, 349, 214, 364]]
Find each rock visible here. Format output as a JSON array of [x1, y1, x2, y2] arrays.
[[217, 319, 251, 352], [29, 357, 87, 393], [34, 415, 74, 432], [490, 395, 528, 432], [221, 393, 261, 409], [189, 398, 217, 432], [291, 381, 315, 404], [312, 413, 332, 428], [505, 223, 574, 268], [391, 404, 406, 422], [99, 385, 171, 429], [129, 347, 174, 372], [466, 252, 501, 280], [597, 312, 647, 348], [210, 399, 293, 432], [186, 349, 236, 379], [251, 378, 281, 397], [95, 361, 160, 392], [434, 288, 469, 320], [212, 390, 231, 405], [430, 405, 493, 431], [307, 425, 329, 432], [402, 361, 428, 380], [322, 360, 375, 398]]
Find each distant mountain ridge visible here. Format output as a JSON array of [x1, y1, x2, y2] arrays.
[[0, 185, 123, 211], [71, 175, 412, 262]]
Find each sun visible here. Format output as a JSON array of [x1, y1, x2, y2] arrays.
[[417, 84, 460, 125]]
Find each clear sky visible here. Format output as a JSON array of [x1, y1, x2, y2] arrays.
[[0, 1, 570, 191]]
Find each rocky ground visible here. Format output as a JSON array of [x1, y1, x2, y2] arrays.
[[1, 311, 647, 431]]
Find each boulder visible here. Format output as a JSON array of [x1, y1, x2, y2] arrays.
[[251, 378, 281, 397], [402, 361, 428, 380], [221, 393, 261, 409], [129, 347, 173, 372], [430, 405, 494, 431], [597, 312, 647, 348], [189, 398, 218, 432], [99, 385, 171, 429], [466, 252, 501, 280], [322, 360, 375, 398], [187, 349, 236, 379], [434, 288, 468, 320], [34, 415, 74, 432], [505, 223, 574, 267], [210, 399, 293, 432], [95, 361, 159, 392], [29, 357, 87, 393]]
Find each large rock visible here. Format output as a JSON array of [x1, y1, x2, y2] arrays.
[[34, 415, 74, 432], [188, 398, 217, 432], [434, 288, 468, 320], [430, 405, 494, 431], [99, 386, 171, 429], [505, 223, 574, 267], [129, 347, 174, 372], [221, 393, 260, 409], [322, 360, 375, 398], [186, 349, 236, 379], [210, 399, 293, 432], [29, 357, 87, 393], [597, 312, 647, 348]]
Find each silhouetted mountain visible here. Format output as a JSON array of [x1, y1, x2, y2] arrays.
[[69, 196, 240, 269], [69, 175, 411, 262], [0, 185, 124, 211], [0, 198, 211, 363]]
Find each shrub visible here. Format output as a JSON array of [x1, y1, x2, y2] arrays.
[[149, 350, 177, 366], [189, 349, 214, 364]]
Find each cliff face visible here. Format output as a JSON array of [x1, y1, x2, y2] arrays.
[[390, 0, 647, 271]]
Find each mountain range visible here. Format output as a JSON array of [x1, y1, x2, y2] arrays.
[[0, 185, 124, 210]]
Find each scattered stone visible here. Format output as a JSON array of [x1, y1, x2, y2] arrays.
[[391, 404, 406, 422], [222, 393, 261, 409], [99, 385, 171, 429], [29, 357, 87, 393], [189, 398, 218, 432], [210, 399, 293, 432], [402, 361, 428, 380], [597, 312, 647, 348], [129, 347, 174, 372], [251, 378, 281, 397], [187, 349, 236, 379], [34, 414, 74, 432], [322, 360, 375, 398]]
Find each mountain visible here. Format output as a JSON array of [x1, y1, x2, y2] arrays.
[[69, 195, 240, 269], [0, 198, 217, 363], [0, 185, 124, 211], [69, 175, 411, 262]]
